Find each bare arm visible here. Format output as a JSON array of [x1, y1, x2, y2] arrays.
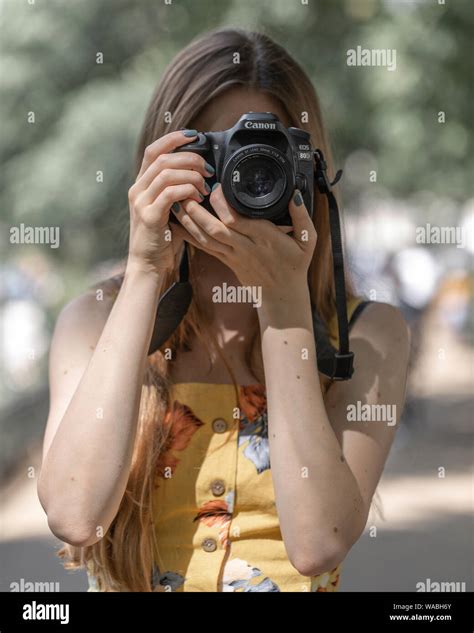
[[38, 129, 212, 546], [38, 268, 164, 546], [259, 299, 410, 576]]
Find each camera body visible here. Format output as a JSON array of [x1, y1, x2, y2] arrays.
[[176, 112, 315, 225]]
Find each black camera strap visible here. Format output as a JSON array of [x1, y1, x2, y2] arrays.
[[147, 243, 193, 355], [148, 149, 354, 380], [313, 149, 354, 380]]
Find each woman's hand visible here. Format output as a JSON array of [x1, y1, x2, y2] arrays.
[[126, 130, 214, 277], [171, 184, 317, 301]]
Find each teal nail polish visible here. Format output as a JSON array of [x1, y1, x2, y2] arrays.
[[204, 182, 211, 194], [211, 182, 220, 192], [171, 202, 180, 213], [293, 191, 303, 206], [182, 129, 198, 137], [205, 162, 215, 176]]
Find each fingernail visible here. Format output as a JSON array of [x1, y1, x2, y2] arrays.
[[198, 193, 205, 201], [211, 182, 220, 192], [205, 162, 215, 176], [182, 129, 198, 137], [293, 190, 303, 206], [204, 182, 212, 194], [171, 202, 181, 213]]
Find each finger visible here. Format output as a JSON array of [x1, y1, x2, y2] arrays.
[[181, 198, 247, 248], [171, 222, 206, 267], [174, 218, 234, 267], [209, 183, 256, 236], [171, 202, 233, 256], [139, 151, 214, 189], [137, 130, 199, 179], [143, 169, 211, 205], [170, 220, 219, 253], [288, 190, 316, 247], [142, 184, 204, 228]]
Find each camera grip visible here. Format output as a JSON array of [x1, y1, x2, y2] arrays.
[[174, 132, 210, 155]]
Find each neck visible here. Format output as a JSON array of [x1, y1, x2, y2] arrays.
[[191, 249, 258, 352], [169, 249, 261, 385]]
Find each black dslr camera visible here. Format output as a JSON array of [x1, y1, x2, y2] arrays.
[[153, 113, 354, 381], [176, 112, 315, 225]]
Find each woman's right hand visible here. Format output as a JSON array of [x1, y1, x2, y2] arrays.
[[126, 130, 214, 276]]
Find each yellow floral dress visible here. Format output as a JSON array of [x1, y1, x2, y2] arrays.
[[88, 296, 364, 592]]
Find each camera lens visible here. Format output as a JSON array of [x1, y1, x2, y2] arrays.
[[243, 164, 275, 197], [222, 144, 295, 221], [231, 154, 286, 209]]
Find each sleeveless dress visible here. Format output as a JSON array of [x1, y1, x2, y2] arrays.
[[87, 296, 364, 592]]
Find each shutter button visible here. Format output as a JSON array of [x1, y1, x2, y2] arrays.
[[295, 173, 307, 194], [210, 479, 225, 496], [212, 418, 228, 433], [202, 538, 217, 552]]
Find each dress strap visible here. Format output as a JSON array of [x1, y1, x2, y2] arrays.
[[348, 300, 373, 330]]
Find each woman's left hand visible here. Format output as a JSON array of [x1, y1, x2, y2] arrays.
[[171, 184, 317, 302]]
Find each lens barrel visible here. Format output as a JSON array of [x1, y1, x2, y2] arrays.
[[222, 144, 295, 221]]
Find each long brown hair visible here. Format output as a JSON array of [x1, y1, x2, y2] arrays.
[[59, 27, 353, 591]]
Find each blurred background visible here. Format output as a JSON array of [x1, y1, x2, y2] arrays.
[[1, 0, 472, 592]]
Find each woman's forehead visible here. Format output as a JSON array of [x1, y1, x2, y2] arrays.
[[190, 86, 291, 132]]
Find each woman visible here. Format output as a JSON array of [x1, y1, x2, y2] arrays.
[[37, 28, 410, 592]]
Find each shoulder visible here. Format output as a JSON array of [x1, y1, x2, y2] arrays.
[[53, 277, 121, 345], [326, 302, 411, 434], [348, 301, 411, 379], [351, 301, 410, 349], [56, 290, 112, 331]]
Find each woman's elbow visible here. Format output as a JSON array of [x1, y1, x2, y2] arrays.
[[38, 480, 107, 547], [289, 536, 353, 577], [47, 514, 103, 548]]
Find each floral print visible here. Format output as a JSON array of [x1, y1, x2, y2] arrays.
[[150, 386, 343, 592], [222, 558, 280, 592], [238, 385, 270, 474], [193, 490, 234, 548], [155, 401, 204, 478], [311, 566, 342, 592], [151, 564, 185, 592]]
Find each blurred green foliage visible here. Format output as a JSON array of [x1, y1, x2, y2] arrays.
[[1, 0, 472, 275]]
